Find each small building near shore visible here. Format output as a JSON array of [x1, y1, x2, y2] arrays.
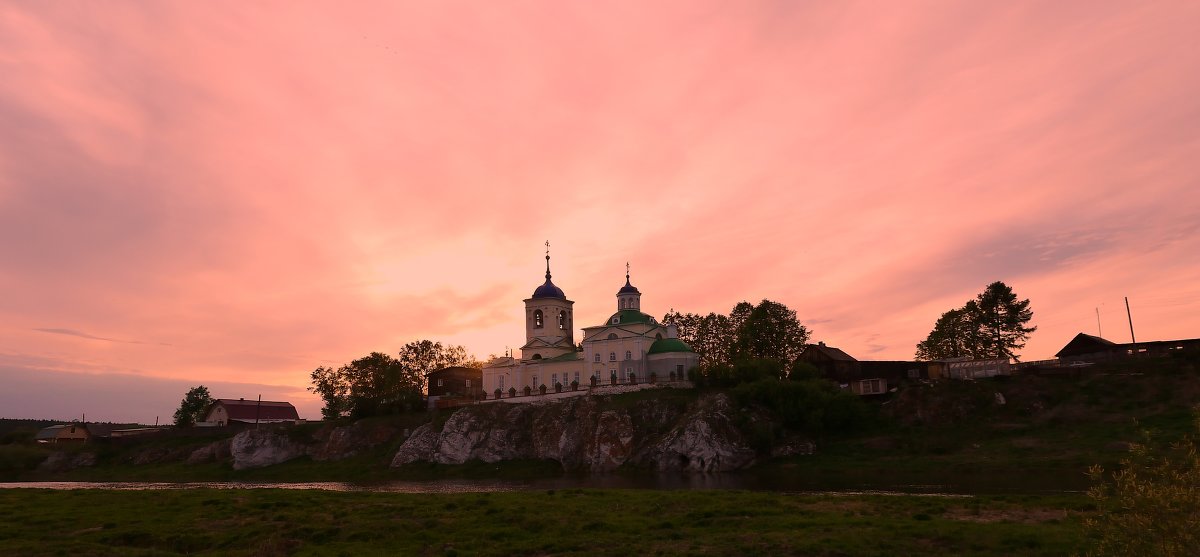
[[201, 399, 300, 426], [35, 424, 90, 443]]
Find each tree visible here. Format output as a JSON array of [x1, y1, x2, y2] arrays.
[[915, 281, 1035, 361], [173, 385, 214, 427], [665, 299, 810, 375], [914, 304, 980, 361], [731, 299, 810, 365], [308, 341, 476, 419], [974, 281, 1036, 360]]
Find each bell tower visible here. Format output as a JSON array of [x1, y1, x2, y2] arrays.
[[521, 242, 575, 360]]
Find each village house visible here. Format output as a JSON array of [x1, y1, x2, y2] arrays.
[[1055, 332, 1200, 363], [35, 423, 90, 443], [798, 342, 1012, 395], [200, 398, 300, 426], [427, 366, 484, 409]]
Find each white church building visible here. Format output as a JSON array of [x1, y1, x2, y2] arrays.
[[482, 249, 698, 398]]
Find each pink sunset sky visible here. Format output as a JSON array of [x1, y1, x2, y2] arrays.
[[2, 1, 1199, 423]]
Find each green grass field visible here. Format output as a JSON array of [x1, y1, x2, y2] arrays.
[[0, 488, 1091, 556]]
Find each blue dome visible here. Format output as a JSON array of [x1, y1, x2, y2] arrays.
[[532, 278, 566, 300], [617, 277, 640, 295]]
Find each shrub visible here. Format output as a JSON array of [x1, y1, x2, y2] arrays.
[[1083, 410, 1200, 556], [732, 377, 872, 435]]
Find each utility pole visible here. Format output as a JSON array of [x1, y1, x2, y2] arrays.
[[1125, 297, 1136, 344], [255, 394, 262, 429], [1095, 307, 1102, 338]]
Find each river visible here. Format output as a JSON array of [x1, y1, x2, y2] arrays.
[[0, 469, 1087, 495]]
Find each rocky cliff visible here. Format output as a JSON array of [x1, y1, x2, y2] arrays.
[[391, 393, 758, 472]]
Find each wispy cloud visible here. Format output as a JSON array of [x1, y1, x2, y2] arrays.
[[32, 328, 170, 346]]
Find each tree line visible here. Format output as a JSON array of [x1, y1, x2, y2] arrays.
[[662, 299, 810, 374], [308, 340, 478, 420]]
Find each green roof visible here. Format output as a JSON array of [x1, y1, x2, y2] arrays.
[[606, 310, 656, 326], [647, 338, 694, 355], [543, 351, 583, 362]]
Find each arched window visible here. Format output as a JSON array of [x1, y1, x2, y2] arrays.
[[534, 310, 543, 328], [532, 354, 542, 360], [620, 299, 626, 309], [607, 333, 618, 340], [558, 310, 567, 330], [625, 351, 632, 360], [609, 352, 616, 362]]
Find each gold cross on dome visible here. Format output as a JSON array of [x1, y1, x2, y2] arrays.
[[545, 240, 550, 256]]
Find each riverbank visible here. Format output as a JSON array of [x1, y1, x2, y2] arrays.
[[0, 488, 1091, 556], [4, 357, 1195, 490]]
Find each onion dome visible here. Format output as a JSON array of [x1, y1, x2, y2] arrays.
[[617, 276, 640, 295], [532, 250, 566, 300], [617, 263, 640, 295]]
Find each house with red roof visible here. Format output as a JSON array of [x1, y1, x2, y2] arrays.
[[201, 398, 300, 426]]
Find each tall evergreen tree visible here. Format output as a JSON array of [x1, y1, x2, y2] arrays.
[[915, 281, 1036, 361]]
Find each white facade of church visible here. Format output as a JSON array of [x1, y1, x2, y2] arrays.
[[481, 252, 698, 398]]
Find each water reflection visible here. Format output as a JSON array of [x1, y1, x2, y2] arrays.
[[0, 471, 1085, 495]]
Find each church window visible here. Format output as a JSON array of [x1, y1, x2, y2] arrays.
[[607, 333, 618, 340], [499, 376, 505, 390], [532, 354, 542, 360], [609, 352, 616, 362], [574, 372, 580, 384], [593, 353, 600, 363], [534, 310, 544, 328], [532, 375, 538, 387], [558, 311, 567, 330], [552, 373, 558, 385], [611, 317, 620, 325], [437, 379, 443, 387], [625, 351, 632, 360]]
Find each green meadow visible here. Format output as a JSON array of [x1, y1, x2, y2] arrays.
[[0, 488, 1090, 556]]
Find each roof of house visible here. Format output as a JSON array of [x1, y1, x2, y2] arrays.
[[35, 425, 69, 440], [1055, 333, 1119, 358], [210, 399, 299, 421], [425, 366, 482, 378], [803, 343, 857, 362]]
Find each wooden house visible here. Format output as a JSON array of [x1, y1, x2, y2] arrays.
[[1055, 333, 1200, 364], [202, 399, 299, 426], [35, 424, 90, 443], [798, 342, 860, 383], [426, 366, 484, 408]]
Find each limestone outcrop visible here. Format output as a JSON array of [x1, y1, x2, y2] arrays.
[[230, 429, 307, 470], [307, 421, 398, 462], [390, 393, 760, 472]]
